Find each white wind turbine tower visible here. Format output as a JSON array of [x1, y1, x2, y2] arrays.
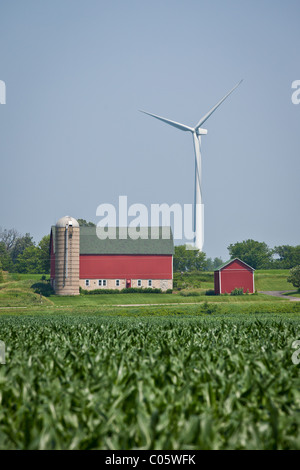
[[140, 80, 243, 251]]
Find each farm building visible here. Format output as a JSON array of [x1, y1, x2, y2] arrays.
[[214, 258, 255, 294], [50, 216, 174, 295]]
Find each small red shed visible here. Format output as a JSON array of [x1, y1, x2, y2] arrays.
[[214, 258, 255, 294]]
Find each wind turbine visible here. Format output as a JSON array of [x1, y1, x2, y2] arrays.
[[140, 80, 243, 251]]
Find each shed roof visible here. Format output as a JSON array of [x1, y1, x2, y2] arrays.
[[51, 226, 174, 255], [214, 258, 255, 272]]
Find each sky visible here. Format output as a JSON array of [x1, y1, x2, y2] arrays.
[[0, 0, 299, 261]]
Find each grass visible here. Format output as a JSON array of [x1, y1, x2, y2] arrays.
[[0, 271, 296, 310], [284, 290, 300, 298], [254, 270, 292, 291], [8, 273, 50, 281], [1, 300, 300, 318], [174, 269, 293, 293], [173, 271, 214, 291], [49, 292, 288, 306]]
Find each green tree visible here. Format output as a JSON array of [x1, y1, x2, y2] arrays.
[[287, 265, 300, 289], [0, 260, 3, 283], [38, 235, 50, 274], [213, 257, 223, 269], [204, 257, 223, 271], [173, 245, 207, 272], [205, 258, 214, 271], [272, 245, 300, 269], [10, 233, 35, 264], [0, 242, 13, 271], [15, 236, 51, 274], [227, 239, 272, 269], [15, 246, 41, 273], [77, 219, 96, 227]]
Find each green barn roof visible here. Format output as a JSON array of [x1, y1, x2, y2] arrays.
[[51, 226, 174, 255]]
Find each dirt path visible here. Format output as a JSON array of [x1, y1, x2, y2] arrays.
[[259, 291, 300, 301]]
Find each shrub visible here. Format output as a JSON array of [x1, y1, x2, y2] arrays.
[[80, 287, 120, 295], [166, 289, 173, 294], [121, 287, 162, 294], [79, 287, 163, 295], [287, 265, 300, 289], [179, 291, 201, 297], [31, 282, 54, 297], [201, 301, 218, 314], [230, 287, 244, 296], [205, 289, 216, 296]]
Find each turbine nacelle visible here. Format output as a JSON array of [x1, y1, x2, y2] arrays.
[[196, 128, 207, 136]]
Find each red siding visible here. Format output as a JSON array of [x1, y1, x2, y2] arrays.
[[215, 259, 254, 294], [214, 271, 220, 294], [80, 254, 173, 280], [220, 259, 253, 272]]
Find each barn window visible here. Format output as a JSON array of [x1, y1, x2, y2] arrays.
[[137, 280, 142, 287], [85, 280, 90, 287], [148, 280, 152, 287], [98, 280, 102, 286], [116, 279, 120, 287], [103, 280, 107, 287]]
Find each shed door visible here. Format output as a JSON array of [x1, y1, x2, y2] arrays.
[[126, 280, 131, 288]]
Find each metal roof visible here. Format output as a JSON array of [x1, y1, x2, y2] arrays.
[[56, 216, 79, 228]]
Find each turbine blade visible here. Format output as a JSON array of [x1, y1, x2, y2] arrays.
[[195, 80, 243, 129], [139, 110, 193, 132]]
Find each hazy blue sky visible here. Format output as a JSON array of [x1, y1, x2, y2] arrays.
[[0, 0, 299, 260]]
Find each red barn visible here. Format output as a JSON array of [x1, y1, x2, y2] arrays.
[[214, 258, 255, 294], [50, 216, 174, 295]]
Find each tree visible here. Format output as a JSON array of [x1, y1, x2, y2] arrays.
[[227, 239, 272, 270], [213, 257, 223, 269], [287, 265, 300, 289], [10, 233, 35, 264], [0, 226, 50, 274], [0, 242, 13, 271], [272, 245, 300, 269], [77, 219, 96, 227], [37, 235, 50, 274], [0, 227, 20, 251], [173, 245, 207, 272], [205, 258, 214, 271], [204, 257, 223, 271], [15, 246, 41, 274], [15, 236, 51, 274], [0, 260, 3, 283]]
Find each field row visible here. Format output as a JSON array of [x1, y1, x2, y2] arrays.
[[0, 315, 300, 449]]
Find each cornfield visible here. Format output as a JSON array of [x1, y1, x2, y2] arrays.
[[0, 315, 299, 449]]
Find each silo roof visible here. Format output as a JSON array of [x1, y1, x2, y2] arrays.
[[56, 215, 79, 228]]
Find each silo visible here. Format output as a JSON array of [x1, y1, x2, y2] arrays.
[[54, 216, 80, 295]]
